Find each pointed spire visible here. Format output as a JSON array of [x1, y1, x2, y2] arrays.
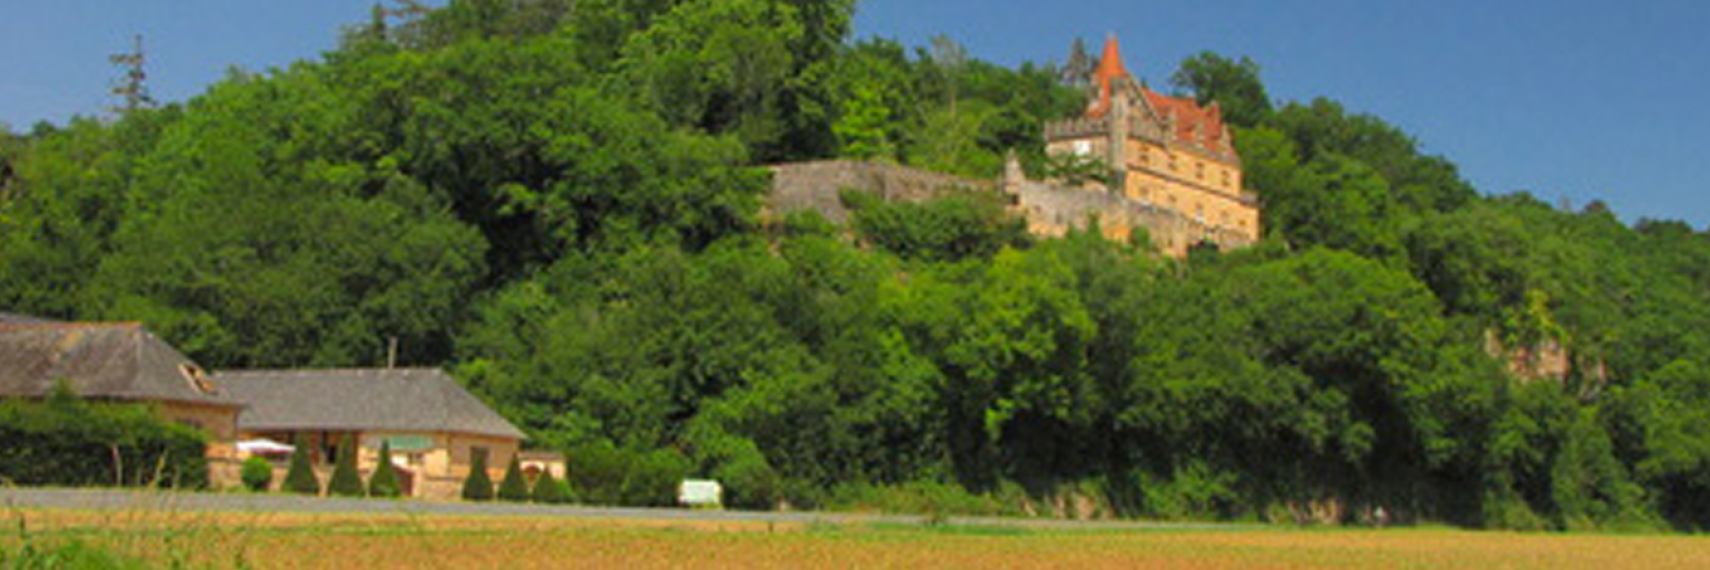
[[1085, 34, 1133, 119], [1092, 34, 1129, 85]]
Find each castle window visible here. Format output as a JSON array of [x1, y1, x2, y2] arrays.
[[1221, 170, 1231, 188], [1195, 162, 1205, 180]]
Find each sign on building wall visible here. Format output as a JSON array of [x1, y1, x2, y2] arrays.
[[364, 434, 434, 452]]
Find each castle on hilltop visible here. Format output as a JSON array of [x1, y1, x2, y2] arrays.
[[1041, 36, 1260, 246], [768, 35, 1260, 257]]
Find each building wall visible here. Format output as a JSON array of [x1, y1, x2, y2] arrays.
[[1045, 133, 1260, 245], [766, 160, 995, 224], [156, 402, 242, 488], [240, 429, 520, 500], [417, 433, 519, 501], [158, 402, 240, 443], [1008, 178, 1254, 257]]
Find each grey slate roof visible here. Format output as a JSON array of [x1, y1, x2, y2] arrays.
[[215, 368, 526, 440], [0, 323, 240, 408]]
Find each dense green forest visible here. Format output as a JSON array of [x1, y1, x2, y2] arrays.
[[3, 0, 1708, 530]]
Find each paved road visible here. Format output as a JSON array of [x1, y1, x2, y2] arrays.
[[0, 488, 1231, 531]]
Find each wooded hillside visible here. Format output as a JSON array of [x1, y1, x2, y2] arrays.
[[2, 0, 1707, 530]]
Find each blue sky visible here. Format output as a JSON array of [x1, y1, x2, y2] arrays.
[[3, 1, 1707, 228]]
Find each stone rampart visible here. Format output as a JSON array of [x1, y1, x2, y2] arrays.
[[766, 159, 1253, 256], [767, 160, 993, 224]]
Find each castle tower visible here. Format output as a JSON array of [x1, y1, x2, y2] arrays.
[[1086, 35, 1131, 192]]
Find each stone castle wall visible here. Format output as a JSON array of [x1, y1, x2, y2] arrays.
[[766, 160, 1254, 256], [1007, 178, 1253, 256], [766, 160, 990, 224]]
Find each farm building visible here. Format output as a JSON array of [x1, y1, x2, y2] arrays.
[[217, 368, 531, 500], [0, 320, 245, 471]]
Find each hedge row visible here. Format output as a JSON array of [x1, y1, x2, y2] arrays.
[[0, 390, 208, 488]]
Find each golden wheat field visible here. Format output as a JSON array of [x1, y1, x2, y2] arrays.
[[5, 508, 1708, 570]]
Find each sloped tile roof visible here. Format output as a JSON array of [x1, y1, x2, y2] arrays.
[[0, 323, 240, 408], [1143, 89, 1231, 153], [215, 368, 526, 440], [1076, 35, 1233, 155]]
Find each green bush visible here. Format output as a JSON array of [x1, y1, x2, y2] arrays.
[[282, 434, 320, 495], [710, 445, 780, 510], [239, 456, 273, 492], [0, 389, 207, 488], [531, 468, 569, 504], [461, 452, 493, 501], [565, 442, 689, 507], [326, 434, 364, 497], [497, 455, 530, 502], [367, 441, 402, 498], [1137, 462, 1242, 521]]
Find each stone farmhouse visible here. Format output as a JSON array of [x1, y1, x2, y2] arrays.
[[0, 315, 532, 500], [768, 35, 1260, 257], [0, 319, 245, 467], [218, 368, 527, 499]]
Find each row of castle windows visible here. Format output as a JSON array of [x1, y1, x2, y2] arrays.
[[1132, 147, 1237, 192], [1159, 192, 1253, 234]]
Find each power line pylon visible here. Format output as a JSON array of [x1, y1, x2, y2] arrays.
[[110, 34, 156, 114]]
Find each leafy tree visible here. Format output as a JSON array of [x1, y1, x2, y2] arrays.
[[849, 192, 1030, 263], [367, 441, 403, 498], [618, 0, 804, 153], [283, 434, 321, 495], [1266, 98, 1475, 214], [1257, 152, 1402, 258], [832, 84, 895, 160], [1170, 51, 1272, 128], [327, 434, 365, 497], [1604, 360, 1710, 528]]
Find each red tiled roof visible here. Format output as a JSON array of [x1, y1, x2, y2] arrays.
[[1143, 89, 1230, 153], [1080, 35, 1231, 154]]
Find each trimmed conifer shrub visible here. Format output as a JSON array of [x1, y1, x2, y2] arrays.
[[461, 452, 493, 501], [240, 456, 273, 492], [327, 434, 365, 497], [282, 434, 321, 495], [497, 455, 530, 502], [531, 468, 568, 504], [367, 440, 402, 498]]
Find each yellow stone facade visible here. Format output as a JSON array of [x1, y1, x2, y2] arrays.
[[240, 429, 522, 501]]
